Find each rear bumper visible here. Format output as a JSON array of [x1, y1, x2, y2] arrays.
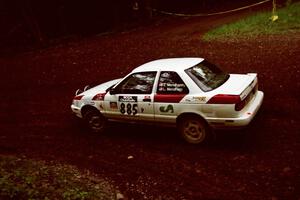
[[207, 91, 264, 128]]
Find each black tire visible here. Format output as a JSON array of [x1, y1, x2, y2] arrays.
[[83, 109, 106, 133], [178, 116, 211, 144]]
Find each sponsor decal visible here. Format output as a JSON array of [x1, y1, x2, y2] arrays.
[[158, 83, 186, 92], [185, 96, 206, 103], [142, 95, 151, 102], [110, 102, 118, 109], [193, 96, 206, 102], [119, 96, 137, 102], [159, 105, 174, 113]]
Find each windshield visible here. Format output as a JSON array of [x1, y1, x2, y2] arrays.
[[185, 60, 229, 92]]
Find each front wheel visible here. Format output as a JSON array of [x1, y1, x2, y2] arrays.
[[178, 116, 211, 144], [83, 109, 106, 133]]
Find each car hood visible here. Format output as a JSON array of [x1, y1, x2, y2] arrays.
[[81, 78, 122, 97]]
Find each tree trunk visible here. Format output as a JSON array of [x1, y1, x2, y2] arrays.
[[20, 0, 45, 45]]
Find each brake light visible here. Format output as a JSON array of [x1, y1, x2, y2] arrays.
[[235, 99, 246, 111], [92, 93, 106, 101], [207, 94, 246, 111], [207, 94, 241, 104], [73, 95, 84, 100]]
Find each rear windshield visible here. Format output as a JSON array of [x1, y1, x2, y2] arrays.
[[185, 60, 229, 92]]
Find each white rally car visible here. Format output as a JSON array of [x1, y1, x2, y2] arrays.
[[71, 57, 264, 144]]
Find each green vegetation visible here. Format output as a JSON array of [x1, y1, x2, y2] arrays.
[[0, 155, 116, 200], [203, 2, 300, 40]]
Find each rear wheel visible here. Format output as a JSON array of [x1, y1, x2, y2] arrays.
[[178, 116, 211, 144], [83, 109, 106, 133]]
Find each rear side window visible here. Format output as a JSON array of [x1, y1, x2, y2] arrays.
[[157, 71, 189, 94], [185, 60, 229, 92]]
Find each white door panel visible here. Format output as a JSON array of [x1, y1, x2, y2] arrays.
[[104, 93, 154, 121]]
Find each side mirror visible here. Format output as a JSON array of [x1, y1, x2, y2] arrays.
[[109, 87, 117, 95]]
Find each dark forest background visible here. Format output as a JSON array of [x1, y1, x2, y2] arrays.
[[0, 0, 284, 50]]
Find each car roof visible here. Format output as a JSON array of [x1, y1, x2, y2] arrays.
[[131, 57, 204, 73]]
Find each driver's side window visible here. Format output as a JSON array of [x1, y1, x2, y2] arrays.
[[114, 72, 156, 94]]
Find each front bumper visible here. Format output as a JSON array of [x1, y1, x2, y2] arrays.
[[71, 104, 83, 118], [207, 91, 264, 128]]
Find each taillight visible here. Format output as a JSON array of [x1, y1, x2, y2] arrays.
[[207, 94, 240, 104], [73, 95, 84, 100], [207, 94, 245, 111], [92, 93, 106, 101], [235, 99, 246, 111]]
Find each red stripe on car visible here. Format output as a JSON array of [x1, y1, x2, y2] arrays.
[[154, 94, 186, 103]]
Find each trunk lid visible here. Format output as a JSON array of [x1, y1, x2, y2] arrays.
[[216, 73, 257, 100]]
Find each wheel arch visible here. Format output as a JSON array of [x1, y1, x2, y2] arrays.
[[81, 105, 100, 117], [176, 112, 209, 126]]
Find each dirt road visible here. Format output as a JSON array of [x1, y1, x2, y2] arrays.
[[0, 8, 299, 200]]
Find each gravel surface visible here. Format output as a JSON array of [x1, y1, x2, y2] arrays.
[[0, 8, 299, 200]]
